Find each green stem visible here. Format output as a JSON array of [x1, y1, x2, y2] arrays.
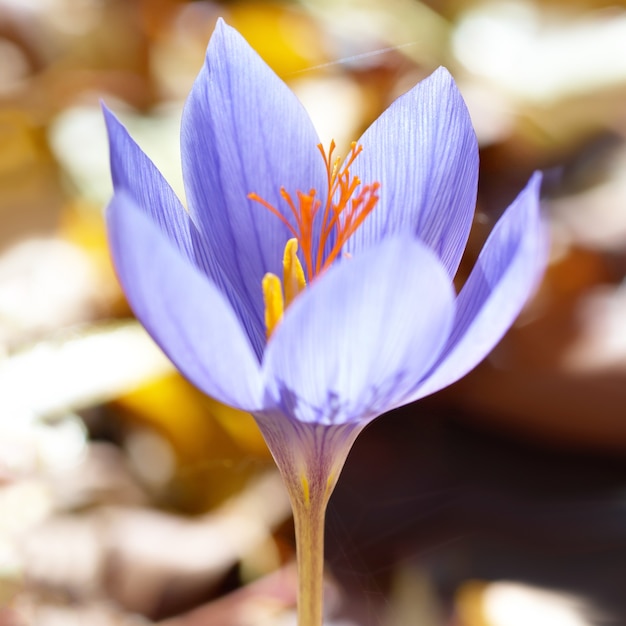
[[292, 494, 328, 626]]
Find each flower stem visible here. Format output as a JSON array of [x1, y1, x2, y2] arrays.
[[292, 495, 327, 626], [252, 417, 362, 626]]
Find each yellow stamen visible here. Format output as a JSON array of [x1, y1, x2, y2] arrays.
[[262, 273, 284, 339], [283, 238, 306, 307], [252, 141, 380, 341]]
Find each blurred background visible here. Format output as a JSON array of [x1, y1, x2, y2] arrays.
[[1, 0, 626, 624]]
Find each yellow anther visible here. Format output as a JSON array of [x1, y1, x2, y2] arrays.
[[262, 273, 284, 339], [255, 141, 379, 342], [283, 238, 306, 307]]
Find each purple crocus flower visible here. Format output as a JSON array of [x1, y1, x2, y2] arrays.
[[104, 18, 545, 622]]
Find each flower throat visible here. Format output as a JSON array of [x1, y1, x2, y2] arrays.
[[248, 141, 380, 338]]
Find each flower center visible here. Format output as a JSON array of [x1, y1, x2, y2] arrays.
[[249, 141, 380, 338]]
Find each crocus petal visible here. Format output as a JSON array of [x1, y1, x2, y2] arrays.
[[345, 67, 478, 278], [104, 105, 195, 261], [107, 191, 263, 411], [181, 19, 327, 330], [104, 104, 266, 359], [262, 237, 456, 425], [410, 172, 546, 401]]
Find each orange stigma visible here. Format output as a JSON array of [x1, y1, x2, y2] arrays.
[[248, 140, 380, 281]]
